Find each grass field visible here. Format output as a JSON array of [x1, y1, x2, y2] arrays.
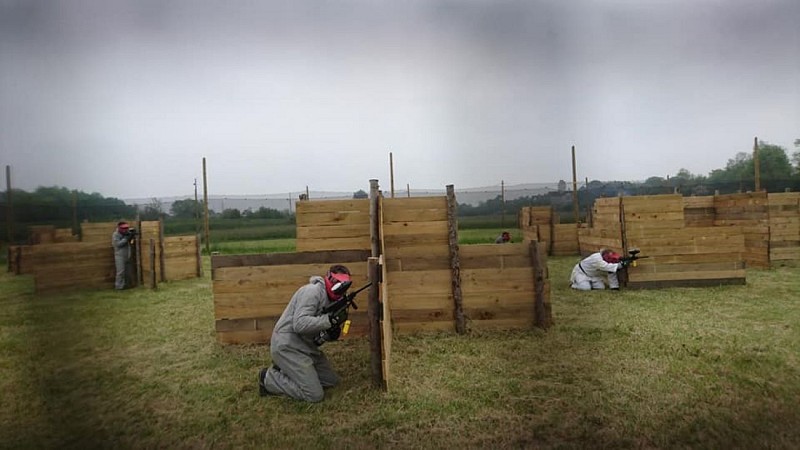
[[1, 254, 799, 448]]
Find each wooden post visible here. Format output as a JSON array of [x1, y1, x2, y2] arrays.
[[389, 152, 395, 198], [753, 137, 761, 192], [367, 256, 383, 388], [14, 246, 21, 275], [530, 241, 550, 329], [158, 218, 166, 282], [194, 178, 200, 237], [548, 206, 555, 256], [195, 233, 203, 277], [446, 185, 465, 334], [136, 216, 144, 285], [5, 165, 12, 244], [149, 238, 157, 289], [572, 146, 579, 223], [202, 157, 211, 256], [71, 190, 78, 236], [619, 195, 628, 254], [501, 180, 505, 228], [406, 183, 410, 198], [369, 179, 381, 258]]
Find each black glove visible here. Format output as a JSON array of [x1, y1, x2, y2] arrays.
[[619, 259, 631, 268], [328, 308, 348, 326], [326, 324, 342, 342]]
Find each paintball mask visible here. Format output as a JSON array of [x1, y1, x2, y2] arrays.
[[324, 271, 352, 301], [602, 251, 621, 264]]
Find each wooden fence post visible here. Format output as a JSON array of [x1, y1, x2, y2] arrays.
[[367, 257, 383, 389], [149, 238, 157, 289], [158, 218, 166, 282], [446, 185, 465, 334], [136, 217, 144, 285], [530, 241, 550, 329], [369, 179, 381, 258], [195, 233, 203, 277]]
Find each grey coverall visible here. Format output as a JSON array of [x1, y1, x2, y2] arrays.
[[261, 276, 340, 402], [112, 230, 132, 290]]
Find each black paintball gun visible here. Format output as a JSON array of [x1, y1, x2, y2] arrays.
[[313, 281, 372, 346], [619, 248, 649, 268]]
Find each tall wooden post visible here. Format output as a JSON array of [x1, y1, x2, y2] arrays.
[[305, 185, 310, 200], [71, 191, 78, 236], [446, 185, 465, 334], [158, 218, 166, 282], [530, 241, 551, 329], [202, 158, 211, 255], [501, 180, 506, 228], [194, 178, 200, 237], [369, 180, 381, 258], [149, 238, 157, 289], [572, 146, 579, 223], [195, 233, 203, 277], [406, 183, 410, 198], [5, 165, 12, 243], [389, 152, 395, 198], [753, 137, 761, 192], [367, 256, 383, 389]]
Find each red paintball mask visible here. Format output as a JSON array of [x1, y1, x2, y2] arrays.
[[324, 272, 352, 301], [602, 252, 621, 264]]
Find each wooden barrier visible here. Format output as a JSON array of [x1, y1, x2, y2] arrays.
[[137, 220, 164, 283], [211, 250, 371, 344], [7, 245, 32, 274], [713, 192, 770, 269], [30, 242, 115, 294], [519, 206, 579, 256], [460, 243, 551, 330], [768, 192, 800, 263], [580, 194, 747, 288], [163, 235, 201, 281], [29, 225, 56, 244], [381, 196, 454, 334], [295, 199, 370, 251]]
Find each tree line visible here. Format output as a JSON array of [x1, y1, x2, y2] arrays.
[[3, 139, 799, 238]]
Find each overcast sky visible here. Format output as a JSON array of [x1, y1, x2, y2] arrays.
[[1, 0, 798, 199]]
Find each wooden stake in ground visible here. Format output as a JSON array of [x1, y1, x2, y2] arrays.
[[753, 137, 761, 192], [202, 157, 211, 256], [369, 179, 381, 258], [572, 146, 579, 223], [389, 152, 395, 198], [6, 165, 13, 244], [149, 238, 157, 289], [530, 240, 550, 329], [367, 256, 383, 389], [446, 185, 465, 334]]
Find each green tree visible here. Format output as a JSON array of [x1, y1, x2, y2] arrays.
[[221, 208, 242, 219], [708, 142, 793, 184], [170, 199, 202, 219], [353, 190, 368, 199], [140, 198, 165, 220]]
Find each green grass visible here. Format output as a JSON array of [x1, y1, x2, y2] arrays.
[[1, 255, 799, 448]]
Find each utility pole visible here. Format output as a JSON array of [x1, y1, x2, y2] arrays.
[[389, 151, 395, 198], [202, 158, 211, 255], [5, 165, 12, 244], [501, 180, 505, 228], [194, 178, 200, 237], [753, 137, 761, 192], [571, 146, 579, 223]]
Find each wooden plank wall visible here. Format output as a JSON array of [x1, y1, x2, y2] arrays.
[[768, 192, 800, 263], [29, 225, 56, 244], [163, 235, 201, 281], [713, 193, 770, 268], [7, 245, 33, 274], [518, 206, 578, 256], [381, 196, 453, 334], [683, 196, 716, 227], [80, 222, 119, 243], [552, 224, 579, 256], [211, 250, 371, 344], [295, 199, 370, 252], [30, 242, 115, 294], [579, 194, 748, 288], [138, 220, 163, 282], [625, 227, 747, 288], [578, 197, 624, 255], [460, 243, 550, 330]]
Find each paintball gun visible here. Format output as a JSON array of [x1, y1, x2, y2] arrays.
[[124, 227, 138, 238], [619, 248, 649, 267], [313, 282, 372, 346]]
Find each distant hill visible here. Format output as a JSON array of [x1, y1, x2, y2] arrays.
[[124, 182, 561, 213]]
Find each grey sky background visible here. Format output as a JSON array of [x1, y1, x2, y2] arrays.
[[1, 0, 798, 200]]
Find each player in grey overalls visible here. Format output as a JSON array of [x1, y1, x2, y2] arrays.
[[258, 265, 352, 402], [111, 222, 133, 290]]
